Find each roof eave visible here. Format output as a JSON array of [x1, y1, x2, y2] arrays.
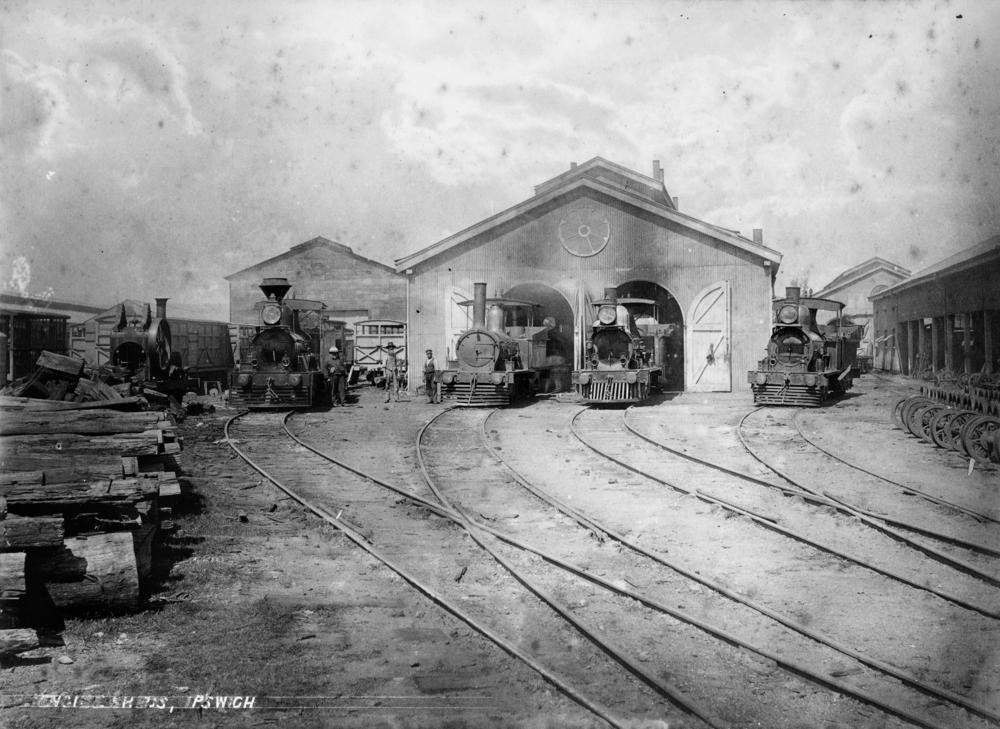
[[396, 177, 782, 272]]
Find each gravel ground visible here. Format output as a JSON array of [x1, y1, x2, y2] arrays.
[[2, 374, 997, 728]]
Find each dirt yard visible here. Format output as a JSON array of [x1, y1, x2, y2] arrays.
[[2, 374, 996, 728]]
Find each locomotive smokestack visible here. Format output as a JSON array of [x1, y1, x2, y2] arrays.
[[473, 282, 487, 328], [603, 287, 618, 303], [786, 286, 801, 301], [155, 298, 168, 319], [259, 277, 292, 302]]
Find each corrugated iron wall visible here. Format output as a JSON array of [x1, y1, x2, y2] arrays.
[[405, 192, 772, 391]]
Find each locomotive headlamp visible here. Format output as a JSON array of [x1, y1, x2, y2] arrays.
[[803, 374, 818, 387], [289, 374, 302, 387], [261, 304, 282, 326], [777, 305, 798, 324], [237, 374, 251, 388], [578, 372, 591, 385], [491, 372, 505, 385], [597, 305, 617, 325], [755, 373, 768, 385], [626, 372, 637, 384]]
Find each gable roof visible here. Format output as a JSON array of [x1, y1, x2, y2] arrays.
[[395, 158, 782, 272], [225, 236, 397, 280], [813, 257, 911, 298], [870, 234, 1000, 300]]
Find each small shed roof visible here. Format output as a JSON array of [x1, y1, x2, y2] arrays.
[[0, 292, 105, 321], [870, 234, 1000, 300], [225, 236, 397, 280], [813, 257, 911, 298]]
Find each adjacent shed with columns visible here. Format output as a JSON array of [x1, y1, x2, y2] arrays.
[[395, 157, 782, 394], [870, 235, 1000, 376]]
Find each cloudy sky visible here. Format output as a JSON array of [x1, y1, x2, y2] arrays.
[[2, 0, 998, 318]]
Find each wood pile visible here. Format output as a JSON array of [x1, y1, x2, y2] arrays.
[[0, 373, 183, 660]]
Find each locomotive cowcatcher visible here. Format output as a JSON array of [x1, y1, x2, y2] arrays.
[[229, 278, 326, 410], [572, 287, 664, 404], [439, 283, 553, 406], [748, 286, 857, 406]]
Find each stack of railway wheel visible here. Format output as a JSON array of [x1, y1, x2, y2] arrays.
[[893, 394, 1000, 465]]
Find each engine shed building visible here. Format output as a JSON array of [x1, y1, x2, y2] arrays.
[[395, 157, 783, 393], [871, 235, 1000, 376]]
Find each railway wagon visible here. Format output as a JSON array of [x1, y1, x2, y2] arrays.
[[439, 283, 553, 406], [1, 314, 69, 381], [228, 278, 326, 410], [572, 287, 667, 404], [353, 319, 406, 387], [73, 299, 235, 395], [748, 286, 856, 406]]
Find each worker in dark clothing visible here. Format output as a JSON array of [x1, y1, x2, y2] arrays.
[[422, 349, 438, 403], [326, 347, 348, 406]]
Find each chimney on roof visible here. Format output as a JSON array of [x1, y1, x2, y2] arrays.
[[570, 162, 577, 170], [671, 196, 679, 210], [652, 160, 663, 183], [752, 228, 763, 245]]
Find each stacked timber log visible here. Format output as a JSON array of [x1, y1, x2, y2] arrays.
[[0, 350, 146, 409], [0, 400, 182, 659]]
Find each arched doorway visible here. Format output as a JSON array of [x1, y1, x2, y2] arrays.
[[616, 280, 685, 391], [503, 282, 575, 391]]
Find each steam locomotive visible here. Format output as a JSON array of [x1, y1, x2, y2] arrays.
[[748, 286, 857, 406], [438, 282, 553, 406], [228, 278, 326, 410], [571, 287, 665, 404], [108, 298, 188, 400]]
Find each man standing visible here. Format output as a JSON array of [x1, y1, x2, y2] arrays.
[[383, 342, 400, 403], [326, 347, 348, 407], [422, 349, 439, 403]]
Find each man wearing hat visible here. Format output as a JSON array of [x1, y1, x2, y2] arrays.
[[382, 342, 401, 403], [326, 346, 348, 407], [422, 348, 439, 404]]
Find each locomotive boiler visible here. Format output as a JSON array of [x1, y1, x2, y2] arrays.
[[439, 282, 553, 406], [109, 298, 187, 399], [748, 286, 857, 406], [572, 287, 663, 404], [228, 277, 326, 410]]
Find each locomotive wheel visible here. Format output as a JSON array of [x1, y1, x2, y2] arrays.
[[890, 397, 910, 430], [912, 404, 945, 442], [960, 416, 1000, 462], [928, 409, 957, 449], [944, 410, 981, 452], [900, 397, 935, 436], [905, 403, 939, 440]]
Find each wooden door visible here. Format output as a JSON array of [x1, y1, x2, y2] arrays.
[[686, 281, 731, 392]]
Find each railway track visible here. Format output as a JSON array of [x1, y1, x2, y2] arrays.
[[737, 407, 1000, 572], [576, 407, 1000, 618], [484, 404, 995, 721], [225, 405, 1000, 728], [224, 409, 707, 728], [417, 407, 999, 728]]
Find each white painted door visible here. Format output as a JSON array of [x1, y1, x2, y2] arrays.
[[686, 281, 731, 391]]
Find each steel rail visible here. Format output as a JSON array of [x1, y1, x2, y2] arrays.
[[477, 410, 1000, 726], [623, 408, 999, 555], [733, 408, 1000, 585], [790, 409, 1000, 525], [413, 409, 726, 729], [570, 408, 1000, 620], [223, 410, 628, 729], [278, 408, 1000, 727]]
